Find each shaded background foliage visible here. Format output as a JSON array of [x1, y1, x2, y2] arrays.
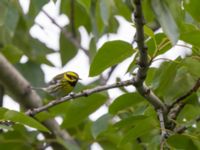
[[0, 0, 200, 149]]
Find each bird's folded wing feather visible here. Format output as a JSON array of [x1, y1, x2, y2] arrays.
[[48, 73, 64, 85]]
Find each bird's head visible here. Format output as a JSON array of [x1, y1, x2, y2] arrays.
[[63, 71, 80, 83]]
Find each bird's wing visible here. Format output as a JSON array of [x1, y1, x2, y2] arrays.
[[48, 73, 64, 85]]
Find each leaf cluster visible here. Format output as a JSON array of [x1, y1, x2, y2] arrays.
[[0, 0, 200, 149]]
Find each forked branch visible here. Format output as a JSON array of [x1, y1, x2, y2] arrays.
[[133, 0, 166, 111]]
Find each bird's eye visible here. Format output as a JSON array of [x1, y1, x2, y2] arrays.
[[72, 76, 76, 80], [67, 74, 72, 79]]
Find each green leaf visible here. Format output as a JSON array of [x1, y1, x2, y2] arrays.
[[0, 1, 20, 44], [90, 0, 100, 39], [0, 139, 30, 149], [49, 102, 70, 116], [0, 1, 7, 25], [1, 44, 23, 63], [144, 25, 155, 38], [60, 0, 91, 32], [27, 0, 48, 27], [167, 134, 198, 149], [142, 0, 156, 23], [183, 57, 200, 78], [100, 0, 111, 26], [15, 61, 45, 87], [177, 104, 200, 122], [163, 66, 195, 102], [183, 0, 200, 22], [76, 0, 91, 13], [109, 93, 145, 114], [89, 40, 133, 76], [29, 37, 54, 66], [153, 59, 196, 102], [99, 140, 133, 150], [92, 114, 111, 138], [152, 61, 179, 97], [62, 94, 107, 128], [32, 0, 48, 12], [60, 32, 77, 66], [180, 27, 200, 48], [115, 0, 132, 20], [0, 108, 49, 132], [12, 16, 30, 51], [0, 124, 38, 149], [98, 129, 133, 150], [114, 115, 148, 129], [105, 17, 119, 34], [146, 33, 172, 57], [126, 54, 138, 73], [89, 37, 97, 61], [93, 0, 119, 36], [98, 141, 118, 150], [120, 117, 157, 145], [145, 67, 157, 86], [35, 111, 54, 122], [12, 16, 54, 66], [4, 2, 19, 39], [151, 0, 179, 44], [57, 137, 81, 150]]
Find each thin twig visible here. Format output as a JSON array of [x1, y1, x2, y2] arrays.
[[41, 9, 89, 56], [157, 109, 168, 150], [168, 102, 186, 123], [26, 79, 136, 116], [169, 78, 200, 110], [70, 0, 76, 37], [157, 109, 168, 138], [90, 0, 98, 39], [175, 116, 200, 134], [167, 79, 200, 129], [100, 65, 117, 85], [0, 84, 4, 107], [106, 65, 117, 82]]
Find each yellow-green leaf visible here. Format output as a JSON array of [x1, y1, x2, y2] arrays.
[[89, 40, 133, 77]]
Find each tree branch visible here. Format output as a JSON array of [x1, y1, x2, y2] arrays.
[[0, 53, 77, 148], [169, 78, 200, 110], [133, 1, 169, 145], [175, 116, 200, 134], [26, 2, 167, 142], [157, 109, 168, 138], [26, 79, 136, 116], [133, 0, 167, 112], [163, 79, 200, 134], [100, 65, 117, 85], [157, 109, 168, 149], [41, 9, 89, 56], [26, 80, 166, 120], [168, 78, 200, 125]]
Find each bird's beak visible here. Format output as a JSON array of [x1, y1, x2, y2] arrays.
[[78, 77, 82, 80]]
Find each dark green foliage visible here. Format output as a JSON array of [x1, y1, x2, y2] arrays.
[[1, 0, 200, 149]]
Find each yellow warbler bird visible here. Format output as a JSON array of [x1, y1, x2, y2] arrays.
[[35, 71, 80, 98]]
